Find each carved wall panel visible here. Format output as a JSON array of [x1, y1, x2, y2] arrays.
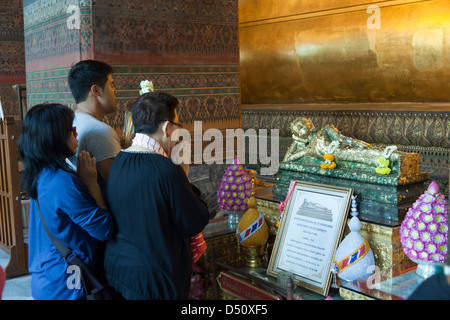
[[23, 0, 240, 132]]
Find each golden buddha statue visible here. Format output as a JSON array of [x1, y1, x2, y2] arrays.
[[284, 117, 397, 168]]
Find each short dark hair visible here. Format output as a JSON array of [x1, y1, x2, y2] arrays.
[[18, 103, 75, 199], [68, 60, 114, 103], [132, 91, 179, 134]]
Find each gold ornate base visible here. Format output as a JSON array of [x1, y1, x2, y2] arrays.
[[197, 231, 241, 300], [240, 244, 266, 268], [339, 287, 375, 301]]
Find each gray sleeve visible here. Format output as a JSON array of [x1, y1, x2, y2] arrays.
[[82, 126, 121, 163]]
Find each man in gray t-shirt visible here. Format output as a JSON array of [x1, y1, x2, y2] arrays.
[[67, 60, 122, 187], [67, 113, 121, 184]]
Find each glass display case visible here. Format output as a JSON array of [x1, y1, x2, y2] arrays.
[[339, 260, 423, 300]]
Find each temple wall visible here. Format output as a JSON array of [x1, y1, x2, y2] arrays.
[[0, 0, 26, 118], [23, 0, 240, 133]]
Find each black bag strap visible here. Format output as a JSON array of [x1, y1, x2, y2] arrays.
[[35, 199, 81, 266]]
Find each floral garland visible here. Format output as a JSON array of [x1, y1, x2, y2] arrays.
[[321, 140, 339, 170], [375, 157, 391, 174], [189, 263, 205, 299], [139, 80, 154, 95], [277, 179, 297, 228], [375, 145, 397, 175], [321, 154, 337, 169]]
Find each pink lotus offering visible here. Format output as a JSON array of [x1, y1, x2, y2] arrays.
[[400, 181, 448, 262], [217, 159, 253, 212]]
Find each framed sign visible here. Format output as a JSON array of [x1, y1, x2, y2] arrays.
[[267, 181, 353, 296]]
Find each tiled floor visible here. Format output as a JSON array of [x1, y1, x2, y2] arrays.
[[0, 250, 33, 300]]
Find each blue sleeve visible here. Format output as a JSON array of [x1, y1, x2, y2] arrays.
[[56, 172, 114, 241]]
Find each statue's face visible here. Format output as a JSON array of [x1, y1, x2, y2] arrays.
[[291, 118, 315, 140]]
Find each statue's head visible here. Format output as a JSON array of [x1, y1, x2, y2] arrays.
[[290, 117, 315, 140]]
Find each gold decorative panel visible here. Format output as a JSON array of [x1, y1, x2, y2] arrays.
[[239, 0, 450, 104]]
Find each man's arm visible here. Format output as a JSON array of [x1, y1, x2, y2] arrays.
[[77, 151, 108, 209], [96, 158, 115, 183]]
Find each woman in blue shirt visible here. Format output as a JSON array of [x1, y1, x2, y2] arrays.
[[19, 103, 113, 300]]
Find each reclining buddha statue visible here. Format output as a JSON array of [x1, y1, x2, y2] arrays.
[[282, 117, 425, 182], [277, 118, 429, 222]]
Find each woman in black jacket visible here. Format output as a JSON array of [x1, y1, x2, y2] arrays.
[[103, 92, 210, 300]]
